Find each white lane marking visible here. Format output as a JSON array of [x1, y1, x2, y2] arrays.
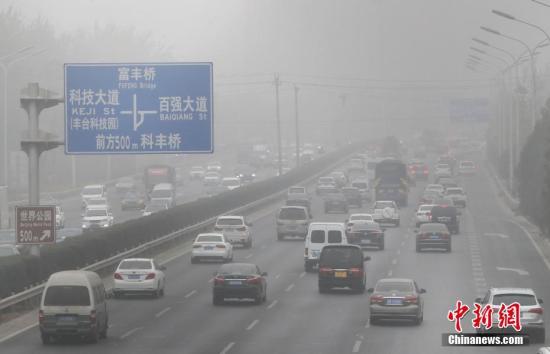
[[387, 270, 393, 277], [484, 232, 509, 239], [365, 319, 370, 328], [275, 274, 281, 279], [401, 241, 405, 246], [246, 319, 259, 331], [162, 246, 193, 264], [285, 283, 295, 292], [397, 249, 401, 255], [155, 307, 172, 318], [352, 340, 362, 353], [391, 259, 397, 265], [496, 267, 529, 276], [510, 219, 550, 272], [299, 271, 306, 279], [120, 326, 144, 339], [267, 299, 278, 309], [184, 289, 197, 298], [220, 342, 235, 354], [0, 323, 38, 344], [245, 254, 253, 259]]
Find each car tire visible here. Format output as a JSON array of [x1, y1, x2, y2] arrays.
[[318, 285, 329, 294], [379, 238, 385, 250], [160, 287, 165, 297], [99, 318, 108, 339], [447, 243, 452, 253], [414, 312, 423, 325], [305, 261, 314, 273], [277, 233, 283, 241], [416, 243, 422, 252], [41, 333, 51, 345], [324, 207, 329, 214], [534, 328, 546, 343], [254, 292, 263, 305], [213, 294, 223, 306], [88, 327, 99, 343], [395, 220, 400, 227], [246, 240, 252, 249], [369, 316, 379, 326], [113, 291, 121, 299]]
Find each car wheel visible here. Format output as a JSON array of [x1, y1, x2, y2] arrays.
[[318, 285, 328, 294], [395, 220, 400, 227], [305, 261, 314, 273], [160, 287, 165, 297], [213, 294, 223, 306], [379, 238, 385, 250], [369, 316, 379, 326], [41, 333, 51, 345], [247, 240, 252, 249], [254, 292, 263, 305], [447, 243, 452, 252], [88, 327, 99, 343], [324, 207, 328, 213], [414, 312, 423, 325], [99, 318, 108, 339], [416, 243, 422, 252], [277, 233, 283, 241], [535, 328, 546, 343]]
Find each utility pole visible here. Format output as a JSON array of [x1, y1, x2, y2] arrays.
[[274, 73, 282, 176], [294, 85, 300, 167], [339, 94, 348, 143]]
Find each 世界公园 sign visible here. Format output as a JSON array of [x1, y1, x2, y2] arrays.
[[64, 63, 213, 154], [15, 205, 56, 245]]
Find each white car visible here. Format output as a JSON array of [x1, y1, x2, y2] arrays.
[[207, 162, 222, 172], [221, 177, 241, 191], [191, 233, 233, 263], [115, 177, 134, 194], [214, 216, 252, 248], [84, 197, 110, 211], [425, 184, 445, 196], [445, 187, 467, 208], [458, 160, 476, 175], [55, 205, 65, 229], [345, 213, 374, 233], [203, 171, 221, 186], [189, 166, 205, 180], [113, 258, 166, 298], [142, 202, 169, 216], [434, 163, 452, 178], [415, 204, 434, 227], [81, 184, 106, 209], [81, 206, 113, 231], [372, 200, 400, 227]]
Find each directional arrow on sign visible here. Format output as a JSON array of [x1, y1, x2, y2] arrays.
[[484, 233, 509, 239], [40, 230, 51, 241], [496, 267, 529, 276]]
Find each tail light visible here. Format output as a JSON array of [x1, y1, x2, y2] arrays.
[[247, 276, 262, 284], [89, 310, 97, 324], [237, 227, 247, 231], [349, 267, 363, 277], [114, 272, 123, 280], [404, 295, 418, 304], [214, 276, 225, 285], [305, 248, 308, 257], [319, 267, 333, 275], [145, 273, 156, 280], [529, 307, 544, 315], [427, 212, 432, 219], [216, 244, 226, 249], [370, 295, 384, 304], [38, 310, 45, 324]]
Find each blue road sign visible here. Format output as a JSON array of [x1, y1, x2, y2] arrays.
[[64, 63, 213, 154]]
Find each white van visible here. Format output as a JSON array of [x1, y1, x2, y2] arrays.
[[81, 184, 106, 209], [150, 183, 175, 207], [304, 222, 347, 272], [39, 271, 108, 344]]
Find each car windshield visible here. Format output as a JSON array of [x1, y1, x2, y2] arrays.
[[375, 281, 414, 293], [151, 189, 172, 198], [419, 224, 448, 233], [218, 263, 256, 275], [350, 215, 372, 221], [320, 247, 362, 268], [119, 260, 152, 270], [289, 187, 305, 194], [351, 223, 380, 232], [85, 209, 107, 217], [279, 208, 307, 220], [217, 218, 243, 226], [446, 188, 463, 195], [375, 202, 394, 209], [87, 198, 106, 205], [197, 235, 224, 243], [44, 285, 90, 306], [82, 187, 102, 195], [492, 294, 537, 306], [351, 182, 367, 189]]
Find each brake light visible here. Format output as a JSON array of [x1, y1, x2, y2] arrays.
[[370, 295, 384, 304], [319, 267, 333, 275], [145, 273, 156, 280], [89, 310, 97, 324], [247, 276, 262, 284], [404, 295, 418, 304], [216, 244, 226, 249], [305, 248, 308, 257], [349, 268, 363, 277], [38, 310, 45, 324], [214, 276, 225, 285], [114, 272, 123, 280], [529, 307, 544, 315], [237, 227, 247, 231]]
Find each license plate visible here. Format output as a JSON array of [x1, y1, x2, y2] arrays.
[[311, 250, 320, 258], [128, 274, 140, 280], [430, 235, 440, 239], [334, 271, 347, 278], [228, 280, 242, 286], [361, 239, 371, 244], [438, 217, 451, 222], [57, 315, 76, 322], [386, 298, 403, 305], [204, 246, 214, 250]]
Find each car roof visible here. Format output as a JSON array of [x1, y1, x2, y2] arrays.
[[377, 278, 414, 284], [120, 258, 153, 262], [47, 270, 101, 286], [489, 287, 537, 296], [350, 213, 372, 217], [83, 184, 104, 189], [217, 215, 244, 219]]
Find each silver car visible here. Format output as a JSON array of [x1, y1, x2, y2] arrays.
[[368, 278, 426, 325], [276, 206, 311, 240]]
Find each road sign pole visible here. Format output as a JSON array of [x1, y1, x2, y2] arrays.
[[27, 95, 40, 205], [294, 85, 300, 167], [274, 73, 282, 176]]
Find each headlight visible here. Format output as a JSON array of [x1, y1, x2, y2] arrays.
[[251, 173, 256, 177], [102, 223, 109, 227], [82, 224, 89, 228]]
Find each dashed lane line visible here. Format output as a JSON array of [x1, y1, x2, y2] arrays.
[[285, 283, 295, 292], [267, 300, 279, 309], [220, 342, 235, 354], [184, 289, 197, 298], [246, 319, 259, 331], [120, 326, 144, 340], [352, 340, 362, 353], [155, 307, 172, 318]]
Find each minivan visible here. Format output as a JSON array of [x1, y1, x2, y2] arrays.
[[39, 271, 108, 344], [276, 206, 311, 241], [304, 222, 347, 272], [318, 245, 370, 293], [150, 183, 175, 207]]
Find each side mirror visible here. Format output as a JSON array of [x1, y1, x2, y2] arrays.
[[261, 272, 268, 277], [419, 288, 427, 294], [367, 288, 374, 293], [538, 298, 544, 304], [364, 256, 371, 261], [474, 297, 482, 303]]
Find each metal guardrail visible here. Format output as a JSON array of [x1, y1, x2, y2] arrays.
[[0, 150, 353, 313]]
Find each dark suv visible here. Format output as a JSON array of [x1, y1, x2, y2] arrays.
[[318, 245, 370, 293], [430, 205, 459, 234]]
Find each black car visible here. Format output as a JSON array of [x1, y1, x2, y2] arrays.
[[415, 222, 451, 252], [430, 205, 459, 234], [341, 187, 362, 208], [121, 191, 146, 211], [234, 166, 257, 184], [324, 192, 349, 214], [318, 245, 370, 293], [212, 263, 267, 305], [348, 222, 385, 250]]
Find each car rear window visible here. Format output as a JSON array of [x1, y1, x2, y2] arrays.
[[119, 260, 152, 269], [419, 205, 433, 212], [375, 281, 413, 292], [279, 208, 307, 220], [289, 187, 305, 194], [352, 182, 367, 189], [419, 223, 448, 233], [328, 230, 343, 243], [82, 187, 102, 195], [311, 230, 325, 243], [375, 202, 394, 209], [197, 235, 224, 243], [218, 263, 256, 275], [320, 247, 362, 268], [217, 218, 243, 226], [431, 206, 457, 217], [44, 285, 91, 306], [492, 294, 537, 306]]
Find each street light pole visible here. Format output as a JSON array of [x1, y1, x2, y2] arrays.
[[293, 85, 300, 167], [274, 73, 282, 176]]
